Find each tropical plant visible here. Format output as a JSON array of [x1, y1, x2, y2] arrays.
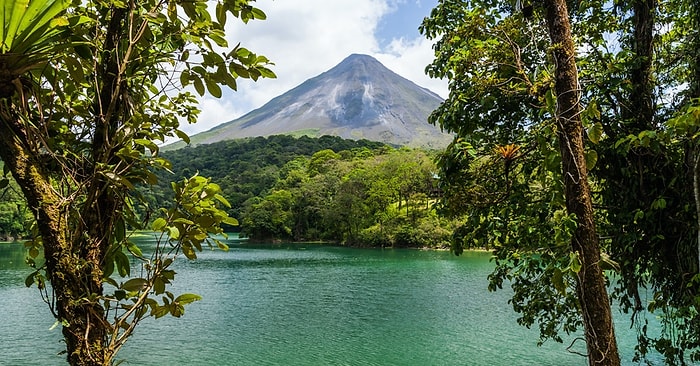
[[0, 0, 275, 364], [0, 0, 70, 97], [423, 0, 700, 364]]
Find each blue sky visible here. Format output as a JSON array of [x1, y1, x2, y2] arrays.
[[376, 0, 436, 47], [179, 0, 446, 137]]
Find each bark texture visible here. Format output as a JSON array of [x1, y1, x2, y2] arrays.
[[0, 114, 108, 365], [0, 5, 129, 365], [543, 0, 621, 365]]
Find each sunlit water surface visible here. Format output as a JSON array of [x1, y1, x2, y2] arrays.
[[0, 236, 687, 365]]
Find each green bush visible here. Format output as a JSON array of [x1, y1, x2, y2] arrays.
[[357, 225, 392, 247]]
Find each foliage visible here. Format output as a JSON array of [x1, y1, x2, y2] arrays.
[[243, 147, 456, 247], [0, 0, 274, 364], [158, 135, 388, 220], [164, 140, 456, 247], [141, 135, 452, 247], [422, 0, 700, 363], [0, 163, 31, 241]]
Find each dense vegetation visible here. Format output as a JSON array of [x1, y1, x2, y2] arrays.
[[0, 163, 31, 241], [0, 0, 273, 364], [422, 0, 700, 364], [2, 135, 455, 247], [159, 135, 387, 218], [157, 135, 457, 248]]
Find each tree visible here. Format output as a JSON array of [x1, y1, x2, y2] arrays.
[[422, 0, 620, 364], [567, 0, 700, 362], [542, 0, 619, 363], [423, 0, 700, 363], [0, 0, 274, 364], [241, 189, 294, 240]]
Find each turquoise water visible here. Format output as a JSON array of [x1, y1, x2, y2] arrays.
[[0, 238, 681, 365]]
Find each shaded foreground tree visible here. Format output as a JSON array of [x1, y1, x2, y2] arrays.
[[423, 0, 700, 364], [421, 0, 619, 364], [542, 0, 619, 363], [0, 0, 274, 364]]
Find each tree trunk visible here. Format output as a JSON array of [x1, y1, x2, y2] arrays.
[[627, 0, 655, 131], [688, 0, 700, 278], [0, 116, 108, 365], [0, 4, 129, 363], [543, 1, 621, 365], [694, 154, 700, 272]]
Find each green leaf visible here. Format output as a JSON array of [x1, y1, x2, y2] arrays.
[[216, 240, 229, 251], [134, 138, 159, 154], [114, 218, 126, 242], [180, 69, 190, 87], [195, 215, 215, 228], [182, 243, 197, 259], [121, 277, 147, 292], [223, 216, 238, 226], [587, 122, 603, 144], [126, 241, 142, 257], [25, 271, 37, 287], [651, 197, 667, 210], [584, 150, 598, 170], [633, 209, 644, 223], [152, 217, 167, 231], [114, 250, 130, 277], [174, 293, 202, 305], [209, 33, 228, 47], [175, 129, 190, 144], [74, 44, 92, 59], [173, 218, 195, 225], [192, 76, 205, 96], [257, 66, 276, 79], [152, 305, 170, 319], [251, 8, 266, 20], [168, 226, 180, 240], [215, 2, 226, 25], [114, 289, 126, 301], [552, 268, 566, 295], [170, 304, 185, 317], [214, 193, 231, 208], [103, 255, 115, 278], [154, 277, 166, 295], [569, 252, 582, 273], [49, 16, 68, 27], [28, 246, 39, 258], [205, 78, 222, 98]]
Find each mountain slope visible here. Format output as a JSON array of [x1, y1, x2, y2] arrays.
[[175, 54, 451, 149]]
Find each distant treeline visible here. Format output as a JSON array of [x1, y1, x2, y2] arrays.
[[0, 162, 31, 241], [155, 135, 457, 247], [156, 135, 390, 218], [1, 135, 459, 247]]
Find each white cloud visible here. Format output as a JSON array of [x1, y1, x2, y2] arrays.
[[376, 36, 448, 99], [183, 0, 447, 136]]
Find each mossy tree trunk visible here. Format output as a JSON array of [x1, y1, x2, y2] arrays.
[[0, 115, 109, 365], [0, 4, 130, 365], [0, 0, 273, 364], [543, 0, 621, 365]]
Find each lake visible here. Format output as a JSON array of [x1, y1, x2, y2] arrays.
[[0, 236, 684, 365]]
